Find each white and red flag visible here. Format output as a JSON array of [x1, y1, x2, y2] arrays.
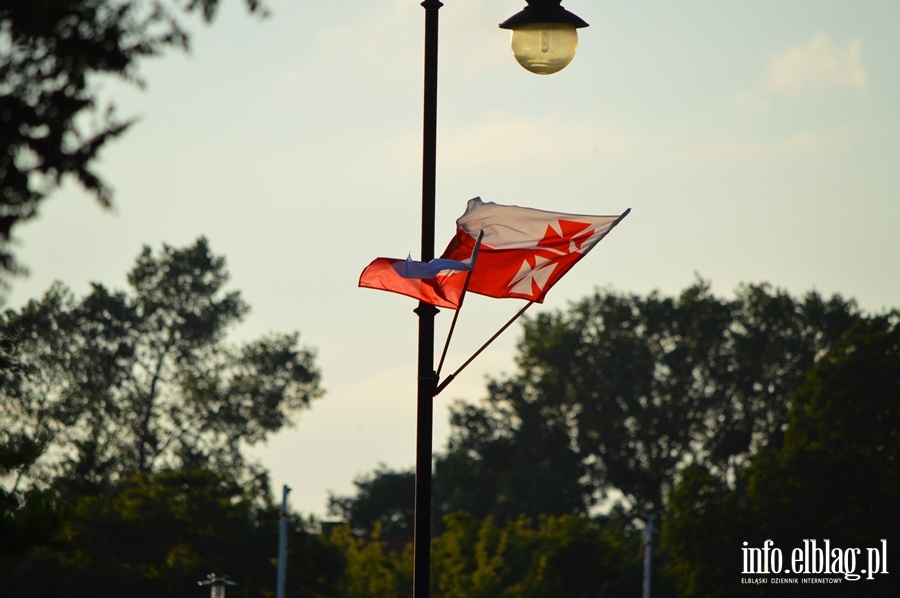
[[359, 197, 629, 309], [357, 255, 473, 309]]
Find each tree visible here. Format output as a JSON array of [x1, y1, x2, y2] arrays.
[[1, 334, 60, 578], [662, 315, 900, 597], [429, 511, 648, 598], [328, 385, 591, 538], [662, 463, 747, 598], [0, 434, 61, 579], [433, 382, 592, 524], [328, 465, 416, 537], [0, 0, 265, 291], [5, 468, 345, 598], [323, 511, 650, 598], [0, 237, 322, 495], [750, 315, 900, 544], [327, 523, 413, 598], [439, 281, 862, 520]]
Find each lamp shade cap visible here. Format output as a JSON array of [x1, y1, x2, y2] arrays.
[[499, 0, 589, 29]]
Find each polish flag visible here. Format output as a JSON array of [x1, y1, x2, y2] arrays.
[[357, 256, 472, 309]]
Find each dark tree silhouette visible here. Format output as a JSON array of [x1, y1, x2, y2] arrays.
[[0, 0, 265, 291], [1, 237, 322, 496]]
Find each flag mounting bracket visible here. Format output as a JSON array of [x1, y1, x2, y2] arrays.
[[414, 304, 439, 317], [433, 299, 536, 397]]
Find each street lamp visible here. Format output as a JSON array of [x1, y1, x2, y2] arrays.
[[413, 2, 586, 597], [197, 573, 237, 598], [500, 0, 589, 74]]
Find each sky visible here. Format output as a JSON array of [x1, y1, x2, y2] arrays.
[[5, 0, 900, 518]]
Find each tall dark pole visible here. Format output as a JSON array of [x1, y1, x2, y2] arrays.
[[414, 2, 442, 597], [276, 485, 291, 598], [642, 516, 653, 598]]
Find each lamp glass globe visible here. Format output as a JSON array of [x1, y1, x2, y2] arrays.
[[509, 22, 578, 74]]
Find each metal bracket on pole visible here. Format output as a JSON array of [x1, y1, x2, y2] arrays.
[[435, 231, 484, 384], [434, 300, 536, 396]]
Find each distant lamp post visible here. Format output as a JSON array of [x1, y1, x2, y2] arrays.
[[276, 485, 291, 598], [500, 0, 589, 74], [198, 573, 238, 598]]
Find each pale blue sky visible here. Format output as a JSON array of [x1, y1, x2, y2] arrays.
[[6, 0, 900, 516]]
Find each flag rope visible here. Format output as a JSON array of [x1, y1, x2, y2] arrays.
[[435, 231, 484, 383], [434, 299, 535, 396]]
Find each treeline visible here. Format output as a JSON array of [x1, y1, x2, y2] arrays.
[[3, 239, 898, 596], [330, 280, 900, 596], [1, 239, 330, 596]]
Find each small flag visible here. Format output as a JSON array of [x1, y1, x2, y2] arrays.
[[394, 256, 474, 279], [359, 197, 628, 308], [358, 256, 472, 309]]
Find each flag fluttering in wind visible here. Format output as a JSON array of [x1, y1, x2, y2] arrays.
[[443, 197, 629, 302], [357, 256, 473, 309], [359, 197, 629, 309]]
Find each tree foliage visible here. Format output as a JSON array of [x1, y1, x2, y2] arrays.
[[0, 434, 61, 578], [327, 523, 413, 598], [0, 0, 265, 289], [0, 237, 322, 495], [325, 511, 650, 598], [4, 468, 345, 598], [753, 315, 900, 545], [335, 280, 865, 533], [441, 280, 862, 520], [430, 511, 647, 598], [433, 381, 592, 523], [663, 315, 899, 597], [328, 465, 416, 537]]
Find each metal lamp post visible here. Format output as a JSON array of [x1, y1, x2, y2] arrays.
[[412, 2, 587, 597], [276, 485, 291, 598]]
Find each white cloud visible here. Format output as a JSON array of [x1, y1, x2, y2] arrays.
[[764, 32, 866, 95], [675, 127, 856, 162], [378, 117, 633, 176], [271, 0, 421, 101], [442, 118, 632, 169], [734, 32, 866, 115]]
